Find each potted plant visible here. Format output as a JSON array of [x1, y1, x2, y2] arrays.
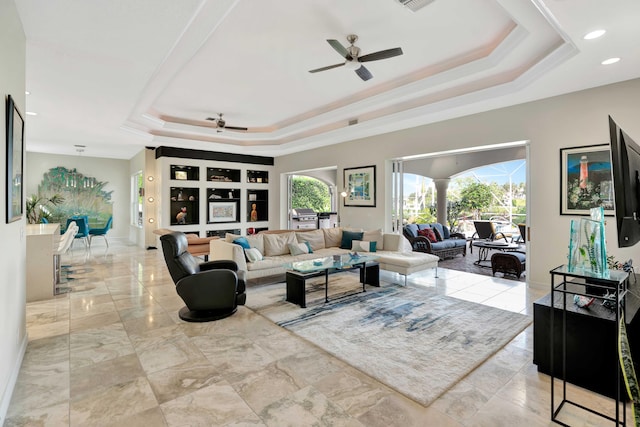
[[25, 194, 64, 224]]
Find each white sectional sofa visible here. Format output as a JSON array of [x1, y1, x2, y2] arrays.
[[209, 228, 439, 285]]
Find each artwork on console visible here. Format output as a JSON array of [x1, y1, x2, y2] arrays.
[[560, 144, 614, 215], [209, 202, 236, 223], [6, 95, 24, 223], [344, 165, 376, 207]]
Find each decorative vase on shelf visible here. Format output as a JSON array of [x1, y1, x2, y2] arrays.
[[250, 203, 258, 222]]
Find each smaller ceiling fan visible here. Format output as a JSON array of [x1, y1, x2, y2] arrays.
[[205, 113, 248, 132], [309, 34, 403, 81]]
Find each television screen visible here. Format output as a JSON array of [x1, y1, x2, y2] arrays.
[[609, 116, 640, 247]]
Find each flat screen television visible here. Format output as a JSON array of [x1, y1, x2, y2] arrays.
[[609, 115, 640, 247]]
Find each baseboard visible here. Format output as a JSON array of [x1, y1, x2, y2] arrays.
[[0, 333, 28, 425]]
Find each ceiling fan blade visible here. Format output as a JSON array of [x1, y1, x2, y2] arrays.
[[308, 63, 345, 73], [327, 39, 350, 59], [355, 65, 373, 81], [359, 47, 403, 63], [224, 125, 248, 131]]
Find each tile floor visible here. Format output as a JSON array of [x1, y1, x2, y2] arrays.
[[6, 241, 626, 426]]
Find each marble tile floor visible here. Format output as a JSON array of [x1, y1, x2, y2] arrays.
[[6, 242, 627, 426]]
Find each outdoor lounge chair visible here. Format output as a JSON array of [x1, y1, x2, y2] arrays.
[[470, 221, 508, 253]]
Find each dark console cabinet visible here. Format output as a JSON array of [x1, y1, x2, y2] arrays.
[[533, 269, 640, 401]]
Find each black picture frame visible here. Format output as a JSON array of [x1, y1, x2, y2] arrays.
[[559, 144, 614, 216], [6, 95, 24, 223], [344, 165, 376, 207]]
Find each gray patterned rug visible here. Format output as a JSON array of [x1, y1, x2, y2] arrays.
[[248, 274, 531, 406]]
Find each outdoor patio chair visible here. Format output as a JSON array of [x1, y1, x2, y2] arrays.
[[470, 221, 508, 253]]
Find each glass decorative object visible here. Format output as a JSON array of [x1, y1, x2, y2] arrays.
[[567, 207, 609, 277]]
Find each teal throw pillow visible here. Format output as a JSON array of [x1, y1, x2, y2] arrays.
[[340, 230, 364, 249], [233, 237, 251, 249]]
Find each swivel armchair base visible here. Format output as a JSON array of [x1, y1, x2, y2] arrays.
[[178, 306, 237, 322]]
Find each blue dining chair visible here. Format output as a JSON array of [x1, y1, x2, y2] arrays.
[[66, 216, 89, 248], [88, 216, 113, 248]]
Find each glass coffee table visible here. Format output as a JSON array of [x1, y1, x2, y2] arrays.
[[283, 254, 380, 308]]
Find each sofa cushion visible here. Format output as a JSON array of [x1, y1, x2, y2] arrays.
[[288, 242, 311, 256], [451, 239, 467, 248], [323, 227, 343, 248], [418, 228, 438, 243], [352, 240, 377, 252], [225, 232, 242, 242], [441, 224, 451, 239], [341, 230, 364, 249], [404, 224, 418, 238], [246, 234, 264, 254], [417, 224, 431, 231], [263, 232, 297, 256], [430, 240, 455, 250], [363, 229, 384, 250], [295, 229, 325, 251]]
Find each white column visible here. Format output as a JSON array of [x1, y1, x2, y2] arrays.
[[433, 178, 450, 225]]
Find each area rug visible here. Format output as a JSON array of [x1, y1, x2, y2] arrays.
[[247, 273, 532, 406]]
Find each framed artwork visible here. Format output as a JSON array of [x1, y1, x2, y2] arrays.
[[6, 95, 24, 223], [344, 165, 376, 207], [560, 144, 614, 216], [209, 201, 237, 223], [175, 170, 188, 180]]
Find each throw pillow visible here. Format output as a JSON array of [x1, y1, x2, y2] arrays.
[[417, 228, 438, 243], [233, 237, 251, 249], [351, 240, 377, 252], [340, 230, 364, 249], [288, 242, 310, 256], [244, 247, 263, 263], [303, 241, 313, 253], [430, 223, 445, 241]]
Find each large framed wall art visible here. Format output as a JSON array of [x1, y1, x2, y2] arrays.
[[6, 95, 24, 223], [560, 144, 614, 216], [344, 165, 376, 207]]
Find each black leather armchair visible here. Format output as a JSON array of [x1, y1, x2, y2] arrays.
[[160, 231, 246, 322]]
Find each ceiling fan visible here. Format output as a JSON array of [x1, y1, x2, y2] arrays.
[[205, 113, 248, 132], [308, 34, 403, 81]]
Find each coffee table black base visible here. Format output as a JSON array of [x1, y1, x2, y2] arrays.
[[286, 262, 379, 308]]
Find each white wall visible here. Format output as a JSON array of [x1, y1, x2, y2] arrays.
[[0, 0, 27, 422], [26, 152, 131, 240], [274, 78, 640, 288], [129, 149, 145, 247]]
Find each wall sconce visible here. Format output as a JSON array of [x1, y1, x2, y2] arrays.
[[148, 218, 155, 223], [147, 197, 154, 203], [147, 176, 154, 181]]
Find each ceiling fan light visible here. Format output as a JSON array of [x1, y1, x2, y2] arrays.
[[344, 60, 360, 70]]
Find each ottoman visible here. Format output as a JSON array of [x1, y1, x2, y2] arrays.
[[491, 251, 526, 278]]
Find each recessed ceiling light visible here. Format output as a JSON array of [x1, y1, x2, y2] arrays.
[[25, 111, 37, 116], [584, 29, 606, 40], [601, 57, 620, 65]]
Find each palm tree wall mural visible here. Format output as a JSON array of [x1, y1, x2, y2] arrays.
[[35, 166, 113, 227]]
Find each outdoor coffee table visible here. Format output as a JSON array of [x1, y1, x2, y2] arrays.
[[283, 254, 380, 308], [472, 240, 521, 268]]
